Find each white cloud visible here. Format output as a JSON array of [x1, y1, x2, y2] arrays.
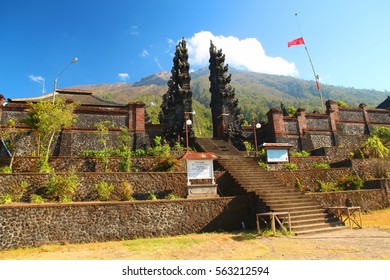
[[185, 31, 298, 76], [28, 74, 44, 83], [128, 25, 139, 36], [154, 57, 163, 70], [140, 49, 149, 57], [118, 73, 129, 81]]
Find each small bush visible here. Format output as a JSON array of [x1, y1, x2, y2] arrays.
[[0, 194, 13, 204], [362, 135, 389, 158], [46, 171, 79, 203], [132, 149, 146, 156], [243, 141, 254, 156], [337, 100, 349, 107], [316, 180, 339, 192], [153, 157, 179, 172], [165, 193, 181, 200], [37, 156, 52, 173], [95, 181, 115, 201], [147, 192, 158, 200], [0, 166, 12, 173], [285, 163, 298, 170], [290, 150, 310, 157], [258, 161, 268, 170], [337, 175, 363, 191], [313, 162, 330, 169], [295, 178, 302, 191], [9, 181, 29, 202], [118, 181, 134, 201], [30, 194, 44, 204]]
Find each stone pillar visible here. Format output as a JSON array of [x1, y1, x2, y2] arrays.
[[127, 103, 134, 131], [326, 100, 340, 134], [0, 94, 5, 122], [267, 108, 285, 136], [296, 108, 307, 136], [359, 103, 370, 134], [134, 102, 145, 133]]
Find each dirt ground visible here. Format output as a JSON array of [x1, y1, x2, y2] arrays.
[[257, 227, 390, 260], [1, 227, 389, 260]]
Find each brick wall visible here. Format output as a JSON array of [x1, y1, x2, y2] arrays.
[[0, 195, 255, 250]]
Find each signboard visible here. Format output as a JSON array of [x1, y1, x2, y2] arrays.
[[266, 149, 289, 163], [187, 159, 213, 180]]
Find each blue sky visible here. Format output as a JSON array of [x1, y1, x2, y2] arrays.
[[1, 0, 390, 99]]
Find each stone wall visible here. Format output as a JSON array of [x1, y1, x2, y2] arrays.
[[0, 156, 176, 173], [271, 168, 352, 192], [259, 101, 390, 151], [306, 189, 389, 211], [0, 171, 227, 201], [0, 101, 150, 156], [0, 195, 256, 250]]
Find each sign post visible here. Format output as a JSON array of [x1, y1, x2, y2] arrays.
[[181, 152, 219, 198]]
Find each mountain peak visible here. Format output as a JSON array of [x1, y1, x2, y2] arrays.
[[133, 71, 170, 87]]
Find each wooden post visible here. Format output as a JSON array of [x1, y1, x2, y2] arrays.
[[270, 213, 276, 236]]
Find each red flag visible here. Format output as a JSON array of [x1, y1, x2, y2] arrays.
[[288, 37, 305, 48], [316, 80, 320, 90]]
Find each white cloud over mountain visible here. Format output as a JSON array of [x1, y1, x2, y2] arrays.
[[186, 31, 298, 76], [118, 73, 129, 80]]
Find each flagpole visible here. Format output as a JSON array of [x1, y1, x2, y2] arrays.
[[295, 13, 325, 113]]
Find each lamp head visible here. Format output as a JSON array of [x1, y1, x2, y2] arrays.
[[71, 57, 78, 64]]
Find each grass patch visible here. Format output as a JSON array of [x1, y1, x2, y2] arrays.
[[361, 208, 390, 229]]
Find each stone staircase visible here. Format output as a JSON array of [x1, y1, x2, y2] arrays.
[[196, 138, 345, 235]]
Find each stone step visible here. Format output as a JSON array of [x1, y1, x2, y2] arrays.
[[291, 221, 344, 232], [283, 208, 328, 216], [293, 225, 348, 235], [266, 201, 319, 208], [271, 205, 323, 212], [289, 217, 341, 227]]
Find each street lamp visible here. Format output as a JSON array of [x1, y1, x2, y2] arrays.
[[184, 111, 195, 152], [253, 118, 261, 157], [52, 57, 78, 103]]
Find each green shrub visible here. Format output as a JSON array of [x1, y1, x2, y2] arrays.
[[337, 175, 363, 191], [295, 178, 302, 191], [285, 163, 298, 170], [316, 180, 339, 192], [37, 156, 52, 173], [258, 161, 268, 170], [165, 193, 181, 200], [243, 141, 254, 156], [337, 100, 349, 107], [147, 192, 158, 200], [0, 194, 13, 204], [95, 181, 115, 201], [0, 166, 12, 173], [290, 150, 310, 157], [313, 162, 330, 169], [30, 194, 44, 204], [46, 171, 79, 203], [132, 149, 146, 156], [362, 135, 389, 158]]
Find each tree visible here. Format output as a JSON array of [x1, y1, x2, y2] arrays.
[[0, 119, 25, 172], [22, 98, 78, 171]]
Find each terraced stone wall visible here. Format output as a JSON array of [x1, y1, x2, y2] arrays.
[[0, 195, 255, 250]]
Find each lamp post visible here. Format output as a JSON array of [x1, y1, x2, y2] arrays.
[[252, 118, 261, 157], [184, 111, 195, 152], [52, 57, 78, 103]]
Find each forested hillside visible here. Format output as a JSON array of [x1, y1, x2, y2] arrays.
[[73, 69, 388, 137]]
